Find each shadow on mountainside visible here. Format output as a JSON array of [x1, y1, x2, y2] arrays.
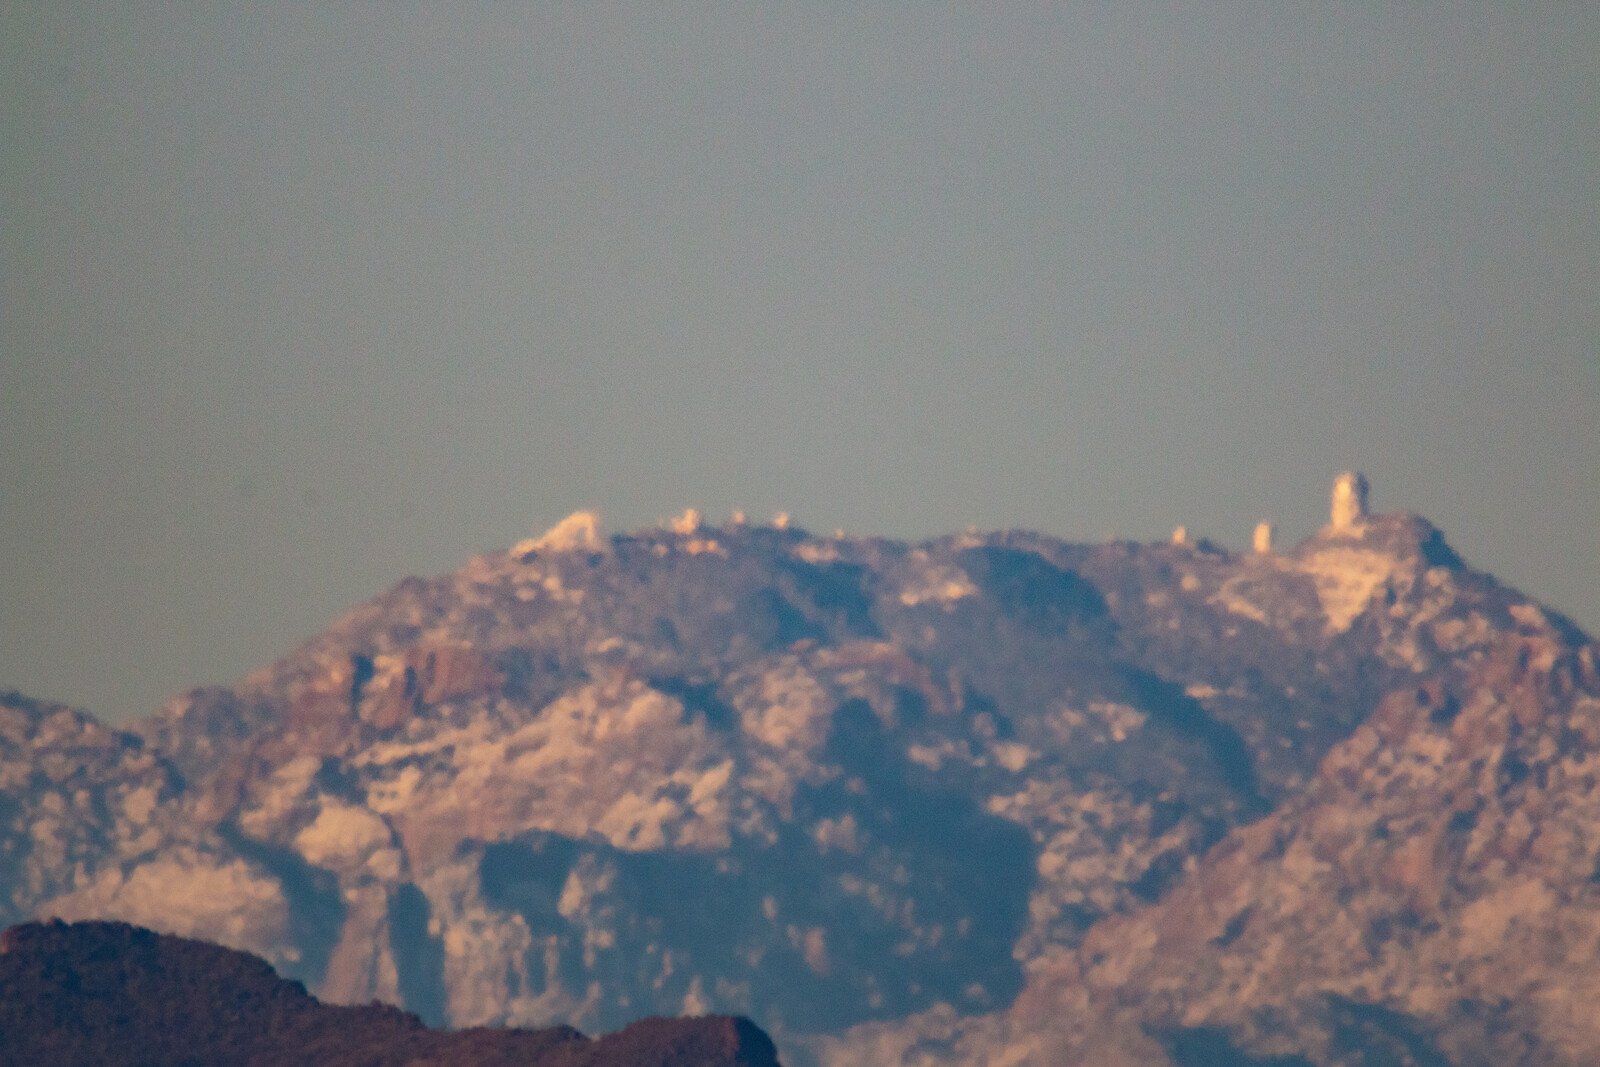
[[218, 822, 346, 990], [479, 699, 1034, 1036], [1156, 996, 1457, 1067]]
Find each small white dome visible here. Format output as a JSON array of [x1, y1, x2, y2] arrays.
[[514, 510, 601, 557]]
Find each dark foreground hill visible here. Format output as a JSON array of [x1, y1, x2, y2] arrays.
[[2, 478, 1597, 1065], [0, 919, 780, 1067]]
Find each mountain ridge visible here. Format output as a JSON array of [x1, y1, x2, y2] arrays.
[[3, 480, 1595, 1065], [0, 918, 780, 1067]]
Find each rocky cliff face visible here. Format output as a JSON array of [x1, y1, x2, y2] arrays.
[[3, 496, 1595, 1066], [821, 562, 1600, 1067]]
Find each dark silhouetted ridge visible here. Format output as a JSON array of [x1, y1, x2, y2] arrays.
[[0, 920, 781, 1067]]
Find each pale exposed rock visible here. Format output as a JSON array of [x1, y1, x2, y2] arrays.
[[682, 974, 712, 1016], [120, 784, 159, 824], [729, 657, 835, 757], [360, 679, 735, 859], [795, 926, 830, 975], [319, 885, 402, 1006], [794, 541, 841, 564], [293, 799, 397, 873], [1294, 545, 1396, 633], [682, 536, 725, 556], [990, 741, 1035, 773], [812, 814, 862, 855], [41, 849, 294, 968], [417, 852, 597, 1029], [897, 551, 978, 607]]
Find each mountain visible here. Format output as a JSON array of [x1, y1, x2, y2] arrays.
[[0, 918, 779, 1067], [3, 477, 1596, 1065]]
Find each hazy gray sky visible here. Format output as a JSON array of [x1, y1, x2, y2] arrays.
[[4, 3, 1596, 723]]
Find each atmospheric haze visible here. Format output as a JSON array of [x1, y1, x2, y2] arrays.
[[2, 4, 1596, 723]]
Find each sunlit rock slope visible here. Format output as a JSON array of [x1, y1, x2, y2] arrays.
[[4, 483, 1596, 1065]]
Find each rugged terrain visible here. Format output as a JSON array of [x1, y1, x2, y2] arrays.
[[3, 484, 1596, 1065], [0, 918, 779, 1066]]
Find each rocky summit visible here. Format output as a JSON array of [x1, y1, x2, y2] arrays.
[[3, 479, 1597, 1066]]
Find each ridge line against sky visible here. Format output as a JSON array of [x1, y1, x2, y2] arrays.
[[3, 3, 1596, 723]]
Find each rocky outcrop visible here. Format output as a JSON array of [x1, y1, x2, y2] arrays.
[[3, 488, 1595, 1066]]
